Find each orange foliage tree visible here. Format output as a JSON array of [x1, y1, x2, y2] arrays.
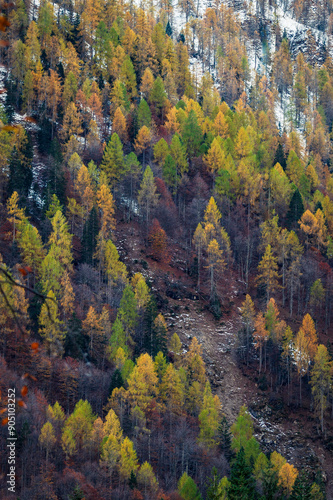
[[148, 219, 170, 263]]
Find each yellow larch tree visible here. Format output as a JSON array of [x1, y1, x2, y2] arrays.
[[213, 110, 229, 138], [278, 463, 298, 496], [257, 245, 280, 304], [96, 184, 116, 241], [203, 137, 225, 180], [253, 312, 269, 373], [112, 107, 128, 143]]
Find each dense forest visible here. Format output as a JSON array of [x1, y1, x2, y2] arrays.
[[0, 0, 333, 498]]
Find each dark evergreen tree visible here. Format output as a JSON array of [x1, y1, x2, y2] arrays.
[[57, 61, 65, 81], [206, 467, 222, 500], [5, 77, 16, 123], [98, 72, 105, 90], [262, 460, 278, 500], [129, 470, 137, 489], [8, 133, 33, 203], [64, 313, 86, 359], [290, 471, 312, 499], [286, 188, 304, 229], [273, 143, 286, 170], [153, 315, 168, 357], [82, 206, 99, 264], [314, 200, 323, 212], [47, 138, 66, 206], [166, 21, 172, 37], [69, 485, 85, 500], [228, 447, 256, 500], [38, 117, 53, 155], [109, 369, 124, 396], [218, 415, 234, 461]]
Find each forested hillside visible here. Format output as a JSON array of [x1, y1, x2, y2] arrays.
[[0, 0, 333, 498]]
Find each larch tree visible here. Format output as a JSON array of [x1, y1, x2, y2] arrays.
[[204, 137, 225, 183], [41, 210, 73, 296], [253, 312, 268, 374], [60, 271, 75, 323], [168, 333, 182, 368], [153, 138, 169, 167], [112, 107, 128, 143], [178, 472, 203, 500], [241, 294, 255, 366], [300, 313, 318, 361], [235, 127, 252, 159], [118, 437, 139, 481], [100, 132, 126, 186], [282, 326, 294, 406], [138, 165, 159, 229], [101, 409, 123, 482], [214, 110, 229, 138], [185, 337, 206, 389], [82, 306, 105, 360], [134, 126, 152, 165], [78, 0, 102, 60], [137, 462, 159, 495], [257, 245, 280, 304], [148, 218, 170, 263], [61, 102, 83, 143], [38, 290, 64, 357], [193, 223, 206, 291], [103, 240, 128, 302], [62, 71, 78, 110], [96, 183, 116, 241], [18, 222, 45, 285], [278, 463, 298, 497], [160, 363, 184, 415], [140, 67, 155, 100], [294, 328, 310, 407], [132, 273, 150, 312], [62, 400, 96, 455], [165, 106, 181, 135], [310, 279, 325, 322], [120, 56, 137, 98], [310, 344, 333, 433], [126, 353, 158, 414], [170, 133, 188, 177], [118, 285, 138, 348], [6, 191, 27, 243], [206, 238, 225, 302], [299, 209, 319, 248], [198, 381, 220, 449], [39, 421, 56, 465]]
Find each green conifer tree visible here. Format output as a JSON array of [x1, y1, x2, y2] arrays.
[[137, 99, 152, 129], [182, 109, 203, 164], [228, 447, 256, 500], [101, 132, 126, 186]]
